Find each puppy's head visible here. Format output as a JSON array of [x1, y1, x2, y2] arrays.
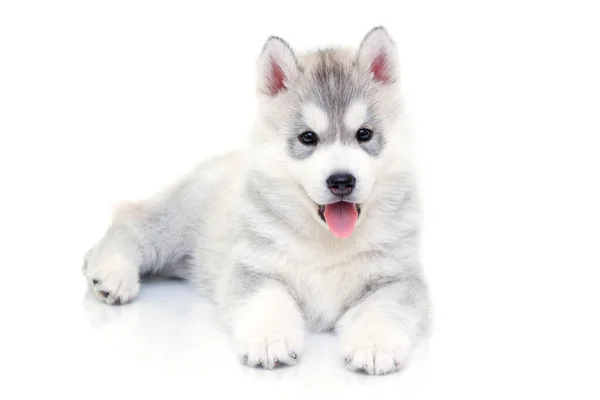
[[253, 27, 407, 239]]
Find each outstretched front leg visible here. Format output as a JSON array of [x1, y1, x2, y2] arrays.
[[336, 273, 429, 375], [220, 266, 306, 369]]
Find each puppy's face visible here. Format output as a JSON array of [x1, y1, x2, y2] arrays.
[[254, 28, 403, 238]]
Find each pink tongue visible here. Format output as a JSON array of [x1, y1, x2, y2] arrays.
[[324, 202, 358, 238]]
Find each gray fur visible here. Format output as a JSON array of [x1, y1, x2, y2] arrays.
[[285, 49, 387, 160], [226, 264, 271, 302]]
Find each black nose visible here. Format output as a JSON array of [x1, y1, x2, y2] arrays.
[[326, 173, 356, 196]]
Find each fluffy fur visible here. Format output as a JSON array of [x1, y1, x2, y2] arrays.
[[82, 26, 430, 375]]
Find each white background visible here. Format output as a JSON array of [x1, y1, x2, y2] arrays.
[[1, 1, 599, 399]]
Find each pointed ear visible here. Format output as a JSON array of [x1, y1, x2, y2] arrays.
[[257, 36, 300, 97], [357, 26, 397, 84]]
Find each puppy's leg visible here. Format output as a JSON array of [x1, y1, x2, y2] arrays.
[[337, 275, 429, 375], [222, 267, 305, 369], [83, 186, 195, 305]]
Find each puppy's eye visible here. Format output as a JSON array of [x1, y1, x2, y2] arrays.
[[356, 128, 373, 142], [299, 131, 318, 146]]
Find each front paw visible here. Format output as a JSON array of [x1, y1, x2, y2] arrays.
[[236, 327, 302, 369], [231, 287, 305, 369], [340, 323, 411, 375]]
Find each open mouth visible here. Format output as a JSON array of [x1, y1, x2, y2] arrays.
[[317, 202, 361, 239]]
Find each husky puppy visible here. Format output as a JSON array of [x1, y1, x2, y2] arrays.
[[82, 26, 430, 375]]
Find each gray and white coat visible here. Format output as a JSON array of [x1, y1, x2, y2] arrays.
[[82, 26, 430, 376]]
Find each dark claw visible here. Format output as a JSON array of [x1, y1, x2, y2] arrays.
[[91, 279, 99, 285], [290, 352, 297, 360], [242, 354, 248, 364], [344, 356, 351, 364], [256, 361, 263, 368], [273, 358, 280, 368], [114, 296, 122, 305], [99, 290, 109, 298], [360, 364, 368, 372]]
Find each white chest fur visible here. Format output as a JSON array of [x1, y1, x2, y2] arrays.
[[286, 263, 365, 331], [267, 238, 384, 331]]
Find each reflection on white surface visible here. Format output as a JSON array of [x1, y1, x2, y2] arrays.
[[78, 279, 429, 399]]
